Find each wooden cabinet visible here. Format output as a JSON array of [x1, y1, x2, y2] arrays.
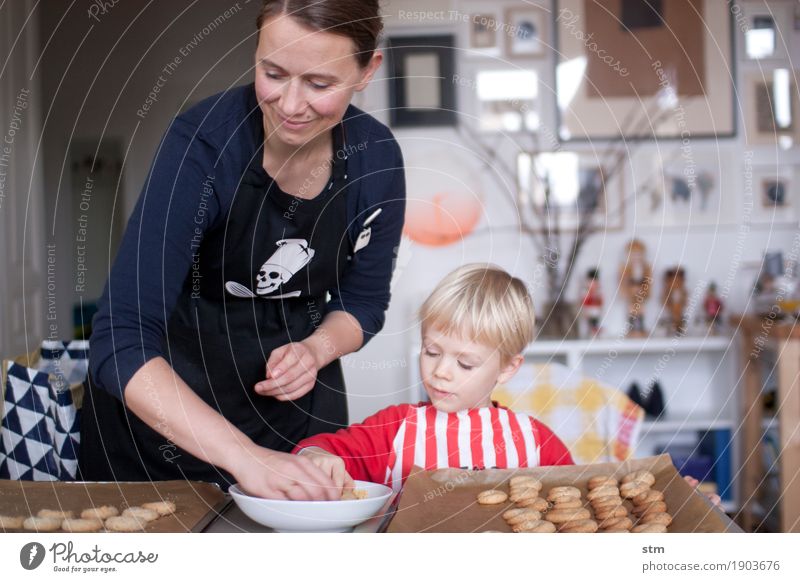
[[734, 315, 800, 532]]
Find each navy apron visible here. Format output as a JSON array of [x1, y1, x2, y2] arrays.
[[79, 124, 352, 489]]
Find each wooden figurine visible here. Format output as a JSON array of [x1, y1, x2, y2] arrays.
[[662, 266, 688, 335], [619, 239, 652, 337], [581, 268, 603, 336], [703, 281, 724, 332]]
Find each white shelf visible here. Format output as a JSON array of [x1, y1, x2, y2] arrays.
[[525, 335, 733, 357]]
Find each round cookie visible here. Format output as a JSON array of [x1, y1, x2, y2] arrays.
[[632, 489, 664, 505], [634, 501, 668, 517], [122, 507, 159, 522], [477, 490, 508, 505], [505, 509, 542, 525], [0, 515, 25, 529], [588, 476, 618, 490], [141, 501, 176, 516], [620, 481, 650, 499], [61, 518, 104, 533], [546, 486, 581, 503], [548, 485, 581, 498], [502, 507, 530, 521], [599, 516, 633, 530], [545, 507, 591, 524], [559, 519, 598, 533], [81, 506, 119, 520], [105, 516, 147, 532], [639, 512, 673, 526], [591, 496, 625, 512], [551, 498, 583, 510], [509, 488, 540, 503], [510, 483, 540, 493], [23, 516, 61, 532], [587, 486, 620, 501], [513, 519, 556, 533], [515, 497, 549, 512], [632, 522, 668, 533], [595, 505, 629, 520], [37, 509, 74, 520], [622, 470, 656, 487], [510, 476, 542, 489]]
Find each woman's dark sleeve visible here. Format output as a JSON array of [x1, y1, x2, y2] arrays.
[[89, 118, 221, 401], [326, 139, 406, 346]]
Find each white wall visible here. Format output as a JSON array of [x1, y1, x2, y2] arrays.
[[0, 0, 45, 359], [346, 0, 800, 421], [33, 1, 800, 424], [39, 0, 261, 345]]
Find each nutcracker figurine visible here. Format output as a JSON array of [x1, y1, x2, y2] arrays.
[[619, 239, 652, 337], [703, 281, 724, 332], [581, 268, 603, 336], [662, 267, 688, 335]]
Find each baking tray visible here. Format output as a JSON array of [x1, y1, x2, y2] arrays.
[[0, 480, 228, 533], [386, 454, 742, 533]]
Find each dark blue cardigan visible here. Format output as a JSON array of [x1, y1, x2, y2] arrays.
[[90, 83, 406, 401]]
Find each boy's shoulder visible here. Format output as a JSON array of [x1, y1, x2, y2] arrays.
[[360, 402, 418, 424], [365, 401, 539, 420]]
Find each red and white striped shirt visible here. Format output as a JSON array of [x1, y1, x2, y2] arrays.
[[294, 403, 573, 491]]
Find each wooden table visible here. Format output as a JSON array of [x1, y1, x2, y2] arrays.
[[733, 315, 800, 532]]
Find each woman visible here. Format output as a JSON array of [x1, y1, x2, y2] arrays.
[[79, 0, 405, 501]]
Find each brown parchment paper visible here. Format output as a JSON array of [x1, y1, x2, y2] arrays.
[[0, 480, 227, 533], [387, 455, 741, 533]]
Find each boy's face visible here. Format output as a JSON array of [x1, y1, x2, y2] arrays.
[[419, 325, 522, 412]]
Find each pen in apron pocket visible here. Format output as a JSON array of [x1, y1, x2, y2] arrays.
[[363, 208, 382, 227], [354, 208, 382, 253]]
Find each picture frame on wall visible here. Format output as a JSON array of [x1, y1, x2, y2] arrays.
[[505, 7, 549, 57], [738, 0, 792, 60], [631, 148, 739, 228], [526, 151, 624, 232], [459, 2, 502, 58], [457, 60, 543, 134], [750, 165, 797, 225], [554, 0, 736, 141], [469, 14, 498, 50], [743, 69, 800, 148], [386, 35, 457, 128]]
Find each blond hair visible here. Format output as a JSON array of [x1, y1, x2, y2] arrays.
[[419, 264, 536, 362]]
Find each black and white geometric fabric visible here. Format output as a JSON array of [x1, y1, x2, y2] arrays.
[[0, 340, 87, 481], [37, 340, 89, 392]]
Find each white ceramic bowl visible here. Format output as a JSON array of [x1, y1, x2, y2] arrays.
[[229, 481, 393, 532]]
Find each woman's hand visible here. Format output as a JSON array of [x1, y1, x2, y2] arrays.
[[231, 446, 340, 501], [683, 475, 722, 507], [255, 341, 320, 401], [298, 447, 355, 495]]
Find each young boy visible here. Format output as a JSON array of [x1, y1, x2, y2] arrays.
[[292, 264, 573, 492]]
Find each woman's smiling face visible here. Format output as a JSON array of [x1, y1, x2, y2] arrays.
[[254, 14, 381, 148]]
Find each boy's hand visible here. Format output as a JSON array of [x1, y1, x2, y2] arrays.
[[684, 475, 722, 507], [299, 447, 356, 497]]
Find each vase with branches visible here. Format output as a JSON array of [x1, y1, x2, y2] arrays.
[[457, 96, 675, 338]]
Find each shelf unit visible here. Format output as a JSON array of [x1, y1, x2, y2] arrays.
[[734, 315, 800, 533], [409, 334, 739, 509]]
